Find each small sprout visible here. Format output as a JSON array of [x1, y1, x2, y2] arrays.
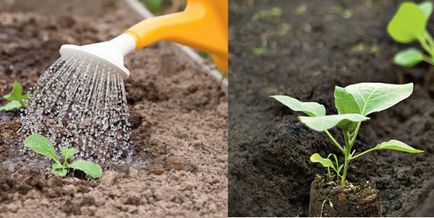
[[294, 4, 307, 15], [0, 81, 28, 111], [272, 83, 423, 186], [253, 46, 267, 55], [388, 1, 434, 67], [352, 43, 365, 52], [342, 9, 353, 19], [24, 134, 102, 179], [252, 7, 282, 21], [140, 0, 163, 13]]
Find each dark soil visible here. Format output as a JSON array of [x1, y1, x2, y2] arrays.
[[229, 0, 434, 216], [308, 175, 380, 217], [0, 0, 227, 217]]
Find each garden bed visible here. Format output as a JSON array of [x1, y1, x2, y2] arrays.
[[0, 0, 227, 216], [229, 0, 434, 216]]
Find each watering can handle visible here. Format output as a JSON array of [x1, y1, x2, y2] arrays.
[[125, 0, 228, 73]]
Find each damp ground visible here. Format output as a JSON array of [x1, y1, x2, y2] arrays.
[[229, 0, 434, 216], [0, 0, 227, 217]]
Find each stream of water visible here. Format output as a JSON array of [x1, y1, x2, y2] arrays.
[[20, 56, 133, 163]]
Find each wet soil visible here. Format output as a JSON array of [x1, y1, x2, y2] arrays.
[[0, 0, 227, 217], [229, 0, 434, 216], [308, 175, 380, 217]]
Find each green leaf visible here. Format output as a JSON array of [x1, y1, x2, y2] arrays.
[[394, 48, 424, 67], [310, 153, 335, 170], [52, 163, 67, 177], [375, 139, 424, 153], [343, 83, 413, 116], [299, 114, 369, 132], [387, 2, 427, 43], [0, 100, 22, 111], [1, 82, 28, 110], [334, 86, 360, 114], [24, 134, 60, 163], [60, 147, 76, 161], [419, 1, 433, 18], [70, 160, 102, 179], [3, 82, 24, 101], [271, 95, 326, 117]]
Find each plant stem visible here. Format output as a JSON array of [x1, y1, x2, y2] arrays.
[[350, 147, 378, 160], [423, 56, 434, 65], [418, 33, 434, 58], [325, 130, 345, 153], [340, 129, 351, 186], [341, 151, 350, 186], [424, 32, 434, 55], [349, 122, 361, 146]]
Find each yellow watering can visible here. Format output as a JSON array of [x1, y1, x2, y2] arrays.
[[59, 0, 228, 78]]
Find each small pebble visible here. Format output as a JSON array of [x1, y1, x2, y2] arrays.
[[100, 171, 117, 186], [128, 167, 138, 177]]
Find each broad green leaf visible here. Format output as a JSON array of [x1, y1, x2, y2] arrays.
[[334, 87, 360, 114], [387, 2, 427, 43], [70, 160, 102, 179], [60, 147, 76, 161], [375, 139, 423, 153], [419, 1, 433, 18], [394, 48, 424, 67], [0, 100, 22, 111], [299, 114, 369, 132], [310, 153, 335, 170], [52, 163, 67, 177], [24, 134, 60, 163], [344, 83, 413, 116], [271, 95, 326, 117]]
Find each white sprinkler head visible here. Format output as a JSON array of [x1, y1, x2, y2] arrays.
[[59, 33, 136, 79]]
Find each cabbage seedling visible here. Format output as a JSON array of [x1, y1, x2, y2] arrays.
[[0, 81, 28, 111], [272, 83, 423, 186], [24, 134, 102, 179], [388, 1, 434, 67]]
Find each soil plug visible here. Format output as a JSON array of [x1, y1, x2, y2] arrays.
[[20, 0, 227, 163], [24, 134, 102, 179], [272, 82, 423, 216]]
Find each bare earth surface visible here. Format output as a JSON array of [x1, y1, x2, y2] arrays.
[[0, 0, 227, 217]]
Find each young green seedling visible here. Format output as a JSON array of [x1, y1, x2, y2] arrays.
[[0, 81, 28, 111], [388, 1, 434, 67], [140, 0, 163, 13], [24, 134, 102, 179], [272, 83, 423, 186]]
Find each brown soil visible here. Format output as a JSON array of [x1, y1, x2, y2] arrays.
[[229, 0, 434, 216], [308, 175, 380, 217], [0, 0, 227, 217]]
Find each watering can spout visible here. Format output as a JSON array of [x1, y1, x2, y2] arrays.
[[59, 0, 227, 79], [125, 0, 228, 73]]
